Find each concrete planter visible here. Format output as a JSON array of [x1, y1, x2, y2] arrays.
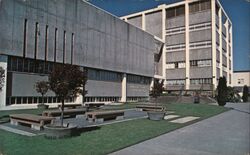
[[147, 111, 165, 121], [44, 125, 77, 139], [37, 104, 49, 109]]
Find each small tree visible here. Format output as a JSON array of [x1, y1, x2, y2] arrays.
[[149, 79, 164, 105], [35, 81, 49, 106], [217, 76, 228, 106], [242, 85, 249, 102], [0, 67, 5, 91], [49, 64, 87, 126]]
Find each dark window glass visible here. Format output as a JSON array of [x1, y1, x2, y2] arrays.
[[23, 59, 29, 72], [12, 57, 18, 71], [166, 8, 175, 18], [189, 2, 199, 13], [176, 5, 185, 16]]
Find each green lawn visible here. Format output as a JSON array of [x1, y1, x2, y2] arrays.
[[0, 103, 229, 155]]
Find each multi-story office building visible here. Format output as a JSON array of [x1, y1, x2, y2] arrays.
[[121, 0, 233, 92], [0, 0, 163, 108]]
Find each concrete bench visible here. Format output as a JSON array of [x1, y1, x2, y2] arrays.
[[9, 114, 55, 130], [86, 110, 125, 123], [84, 102, 105, 111], [42, 108, 86, 117], [136, 105, 165, 111], [58, 104, 82, 109]]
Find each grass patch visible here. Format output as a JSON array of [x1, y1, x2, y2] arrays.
[[0, 103, 229, 155]]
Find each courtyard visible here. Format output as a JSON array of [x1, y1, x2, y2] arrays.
[[0, 102, 229, 155]]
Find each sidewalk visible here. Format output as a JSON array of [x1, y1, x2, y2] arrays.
[[111, 103, 250, 155]]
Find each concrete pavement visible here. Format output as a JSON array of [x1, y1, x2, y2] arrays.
[[111, 103, 250, 155]]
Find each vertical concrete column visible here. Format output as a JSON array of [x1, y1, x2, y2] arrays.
[[211, 0, 217, 88], [225, 20, 230, 86], [142, 13, 146, 31], [229, 24, 233, 85], [150, 78, 154, 91], [219, 7, 223, 78], [162, 7, 167, 87], [0, 55, 7, 108], [121, 73, 127, 102], [185, 1, 190, 90]]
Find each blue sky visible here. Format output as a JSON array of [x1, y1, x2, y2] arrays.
[[88, 0, 250, 71]]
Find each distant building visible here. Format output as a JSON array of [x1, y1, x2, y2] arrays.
[[0, 0, 163, 108], [233, 71, 250, 93], [121, 0, 233, 92]]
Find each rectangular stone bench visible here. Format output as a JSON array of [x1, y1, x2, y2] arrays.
[[136, 105, 165, 111], [42, 108, 86, 117], [58, 104, 82, 109], [9, 114, 55, 130], [84, 102, 105, 111], [86, 110, 125, 123]]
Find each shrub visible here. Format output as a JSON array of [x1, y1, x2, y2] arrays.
[[0, 67, 5, 91], [217, 77, 228, 106], [242, 85, 249, 102]]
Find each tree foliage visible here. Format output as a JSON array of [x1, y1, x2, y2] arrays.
[[35, 81, 50, 105], [242, 85, 249, 102], [217, 77, 228, 106], [49, 64, 87, 126], [150, 79, 164, 99], [0, 67, 5, 91]]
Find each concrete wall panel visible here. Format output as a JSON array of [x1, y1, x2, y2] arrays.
[[86, 80, 121, 97], [189, 10, 211, 25], [166, 51, 185, 62], [145, 11, 162, 38], [127, 83, 150, 97], [189, 29, 211, 43], [166, 16, 185, 29], [189, 48, 212, 60], [166, 69, 185, 79], [190, 67, 212, 78]]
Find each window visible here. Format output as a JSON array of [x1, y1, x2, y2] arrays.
[[23, 19, 27, 57], [166, 63, 175, 69], [166, 8, 175, 18], [190, 59, 211, 67], [190, 78, 212, 85], [54, 28, 58, 62], [71, 33, 74, 64], [189, 0, 211, 13], [63, 30, 66, 63], [45, 25, 48, 61], [166, 79, 185, 85], [166, 5, 185, 19], [34, 22, 39, 59]]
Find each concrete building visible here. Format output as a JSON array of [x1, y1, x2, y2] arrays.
[[121, 0, 233, 92], [233, 71, 250, 93], [0, 0, 163, 109]]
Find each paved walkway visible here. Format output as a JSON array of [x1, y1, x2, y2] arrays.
[[111, 103, 250, 155]]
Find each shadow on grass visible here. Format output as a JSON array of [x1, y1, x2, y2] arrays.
[[73, 126, 101, 136]]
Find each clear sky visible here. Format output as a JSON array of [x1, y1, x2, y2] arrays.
[[88, 0, 250, 71]]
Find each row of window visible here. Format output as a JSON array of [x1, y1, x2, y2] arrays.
[[23, 19, 75, 63], [8, 56, 54, 75], [87, 68, 122, 82], [189, 0, 211, 14], [189, 22, 211, 32], [166, 27, 185, 35], [166, 44, 185, 51], [84, 97, 121, 103], [190, 41, 212, 49], [127, 74, 151, 85], [166, 62, 185, 69], [166, 79, 185, 85], [6, 96, 74, 105], [166, 5, 185, 19], [190, 59, 212, 67], [190, 78, 212, 85]]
